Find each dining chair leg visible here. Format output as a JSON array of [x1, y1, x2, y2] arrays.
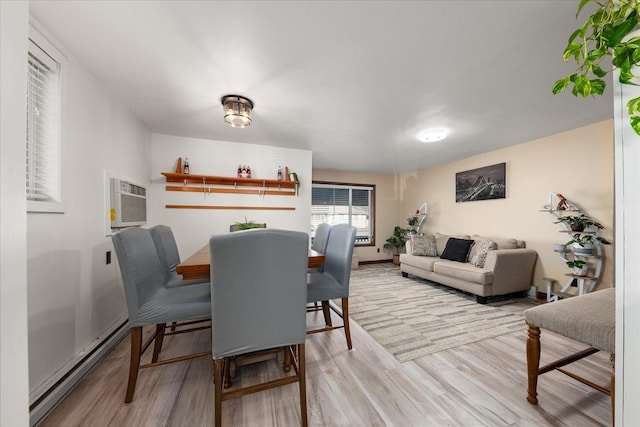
[[298, 343, 308, 427], [214, 358, 224, 427], [342, 298, 352, 350], [152, 323, 166, 363], [125, 327, 143, 403], [321, 301, 332, 327]]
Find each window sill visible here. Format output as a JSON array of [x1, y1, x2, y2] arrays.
[[27, 200, 65, 213]]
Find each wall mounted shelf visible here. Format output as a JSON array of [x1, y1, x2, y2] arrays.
[[161, 172, 299, 197]]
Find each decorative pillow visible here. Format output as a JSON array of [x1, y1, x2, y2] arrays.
[[440, 238, 475, 263], [470, 239, 498, 268], [411, 234, 437, 257]]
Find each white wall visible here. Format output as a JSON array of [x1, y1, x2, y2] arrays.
[[25, 20, 151, 399], [150, 134, 312, 256], [1, 2, 30, 425], [614, 67, 640, 425]]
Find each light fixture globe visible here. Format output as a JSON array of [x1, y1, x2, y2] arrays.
[[418, 129, 448, 143], [221, 95, 254, 128]]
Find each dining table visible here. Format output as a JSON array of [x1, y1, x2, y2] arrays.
[[176, 244, 325, 281]]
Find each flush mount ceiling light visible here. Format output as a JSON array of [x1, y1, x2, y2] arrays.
[[221, 95, 254, 128], [418, 129, 448, 143]]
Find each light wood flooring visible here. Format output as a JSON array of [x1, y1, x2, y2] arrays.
[[38, 289, 611, 426]]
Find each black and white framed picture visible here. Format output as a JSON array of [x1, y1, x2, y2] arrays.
[[455, 162, 506, 202]]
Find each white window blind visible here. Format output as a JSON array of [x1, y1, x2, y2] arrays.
[[311, 183, 374, 245], [26, 37, 61, 210]]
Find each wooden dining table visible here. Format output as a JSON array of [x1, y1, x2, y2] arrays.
[[176, 244, 325, 281]]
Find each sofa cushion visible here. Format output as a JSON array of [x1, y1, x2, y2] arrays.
[[470, 239, 498, 268], [411, 234, 437, 256], [399, 252, 439, 272], [440, 238, 475, 263], [470, 234, 521, 250], [434, 233, 470, 256], [433, 260, 494, 285]]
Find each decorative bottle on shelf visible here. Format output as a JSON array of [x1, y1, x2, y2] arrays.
[[183, 157, 190, 174], [277, 166, 283, 180], [246, 165, 252, 178], [237, 165, 242, 178]]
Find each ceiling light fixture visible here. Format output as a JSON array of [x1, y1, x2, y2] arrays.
[[418, 129, 448, 143], [221, 94, 254, 128]]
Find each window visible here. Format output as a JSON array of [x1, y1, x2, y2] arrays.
[[26, 27, 63, 212], [311, 182, 375, 245]]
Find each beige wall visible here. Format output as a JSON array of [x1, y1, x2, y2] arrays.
[[312, 170, 402, 262], [401, 120, 614, 291], [315, 120, 615, 292]]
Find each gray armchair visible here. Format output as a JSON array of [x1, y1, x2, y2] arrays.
[[111, 227, 211, 403], [209, 228, 308, 427], [307, 223, 356, 350]]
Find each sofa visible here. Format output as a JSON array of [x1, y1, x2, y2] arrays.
[[399, 233, 537, 304]]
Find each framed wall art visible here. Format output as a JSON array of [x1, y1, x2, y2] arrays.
[[455, 162, 506, 202]]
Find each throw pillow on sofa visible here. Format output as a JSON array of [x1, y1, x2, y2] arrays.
[[412, 234, 437, 256], [440, 238, 475, 263], [470, 239, 498, 268]]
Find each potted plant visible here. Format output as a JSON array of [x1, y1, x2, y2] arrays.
[[566, 233, 612, 255], [566, 259, 589, 276], [230, 217, 266, 231], [383, 226, 409, 265], [554, 214, 605, 232], [407, 214, 420, 235], [553, 0, 639, 135]]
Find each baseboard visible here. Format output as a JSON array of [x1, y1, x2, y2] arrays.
[[29, 317, 129, 426], [358, 259, 394, 265]]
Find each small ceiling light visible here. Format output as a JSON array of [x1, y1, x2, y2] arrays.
[[221, 95, 254, 128], [418, 129, 448, 143]]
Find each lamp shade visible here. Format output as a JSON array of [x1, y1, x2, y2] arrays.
[[221, 95, 253, 128]]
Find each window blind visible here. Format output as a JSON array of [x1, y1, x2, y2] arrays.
[[311, 183, 374, 245], [26, 39, 60, 204]]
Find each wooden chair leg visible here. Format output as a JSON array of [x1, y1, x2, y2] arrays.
[[152, 323, 166, 363], [322, 301, 332, 327], [298, 343, 308, 427], [125, 327, 143, 403], [342, 298, 353, 350], [214, 358, 224, 427], [284, 346, 292, 372], [526, 324, 541, 405]]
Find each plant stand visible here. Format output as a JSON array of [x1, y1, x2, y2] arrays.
[[541, 191, 604, 302]]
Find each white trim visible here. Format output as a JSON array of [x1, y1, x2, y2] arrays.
[[29, 317, 128, 426]]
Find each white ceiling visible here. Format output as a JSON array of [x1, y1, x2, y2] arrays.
[[29, 0, 611, 174]]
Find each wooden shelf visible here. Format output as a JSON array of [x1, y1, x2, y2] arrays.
[[162, 172, 297, 188], [161, 172, 299, 196]]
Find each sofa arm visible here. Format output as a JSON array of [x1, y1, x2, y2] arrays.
[[483, 249, 537, 295]]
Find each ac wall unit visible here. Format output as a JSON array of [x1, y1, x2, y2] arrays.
[[110, 178, 147, 227]]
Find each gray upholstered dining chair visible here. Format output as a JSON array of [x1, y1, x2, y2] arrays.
[[150, 224, 209, 288], [112, 227, 211, 403], [306, 223, 357, 350], [209, 228, 308, 427], [311, 223, 331, 254]]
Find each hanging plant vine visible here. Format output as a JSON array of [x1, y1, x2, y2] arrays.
[[552, 0, 640, 135]]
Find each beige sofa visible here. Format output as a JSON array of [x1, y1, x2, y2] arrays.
[[399, 233, 537, 304]]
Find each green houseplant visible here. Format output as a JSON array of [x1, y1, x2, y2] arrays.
[[566, 259, 589, 276], [384, 226, 410, 265], [232, 217, 266, 231], [553, 0, 640, 135], [554, 214, 605, 231]]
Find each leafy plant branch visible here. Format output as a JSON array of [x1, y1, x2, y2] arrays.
[[553, 0, 640, 135]]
